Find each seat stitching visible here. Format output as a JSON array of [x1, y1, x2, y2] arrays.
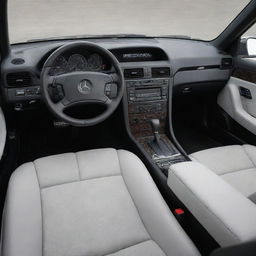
[[32, 161, 44, 256], [191, 153, 255, 176], [74, 152, 81, 181], [41, 174, 121, 190], [243, 145, 256, 168], [115, 150, 168, 254], [220, 167, 256, 177], [171, 170, 241, 243], [103, 238, 156, 256], [116, 151, 151, 237]]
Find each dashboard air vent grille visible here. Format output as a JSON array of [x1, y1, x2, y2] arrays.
[[6, 72, 32, 87], [221, 58, 233, 69], [124, 68, 144, 79], [152, 67, 170, 78]]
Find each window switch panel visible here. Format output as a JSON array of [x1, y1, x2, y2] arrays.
[[239, 87, 252, 99]]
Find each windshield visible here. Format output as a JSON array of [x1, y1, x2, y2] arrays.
[[8, 0, 251, 44]]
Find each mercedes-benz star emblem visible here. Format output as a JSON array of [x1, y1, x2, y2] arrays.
[[78, 80, 92, 94]]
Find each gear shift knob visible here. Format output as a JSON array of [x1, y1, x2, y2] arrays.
[[150, 119, 161, 142], [150, 119, 160, 133], [149, 119, 176, 158]]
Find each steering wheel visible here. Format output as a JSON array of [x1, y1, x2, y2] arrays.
[[41, 41, 124, 127]]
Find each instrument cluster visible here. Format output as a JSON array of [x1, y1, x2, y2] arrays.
[[49, 53, 110, 76]]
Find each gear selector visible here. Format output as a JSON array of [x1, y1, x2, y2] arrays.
[[149, 119, 176, 157], [150, 119, 161, 144]]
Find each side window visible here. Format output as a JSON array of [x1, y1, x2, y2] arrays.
[[243, 24, 256, 37], [241, 24, 256, 56]]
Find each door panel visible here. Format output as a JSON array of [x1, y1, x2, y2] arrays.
[[218, 76, 256, 135], [217, 53, 256, 136]]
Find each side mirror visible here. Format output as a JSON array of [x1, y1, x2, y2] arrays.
[[247, 38, 256, 56]]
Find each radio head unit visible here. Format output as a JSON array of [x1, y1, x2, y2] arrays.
[[127, 79, 169, 102], [135, 88, 161, 100]]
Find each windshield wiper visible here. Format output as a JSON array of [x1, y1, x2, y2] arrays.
[[27, 34, 148, 42]]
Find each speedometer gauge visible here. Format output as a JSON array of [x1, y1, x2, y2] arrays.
[[49, 55, 68, 76], [67, 54, 88, 72], [88, 53, 103, 71]]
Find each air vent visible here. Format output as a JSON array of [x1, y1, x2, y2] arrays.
[[221, 58, 233, 69], [152, 67, 170, 78], [124, 68, 144, 79], [6, 72, 32, 87]]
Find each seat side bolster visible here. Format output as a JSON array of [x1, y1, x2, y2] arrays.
[[0, 107, 6, 161], [117, 150, 200, 256], [1, 162, 42, 256], [168, 162, 256, 247]]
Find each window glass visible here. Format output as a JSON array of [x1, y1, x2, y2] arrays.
[[8, 0, 251, 43]]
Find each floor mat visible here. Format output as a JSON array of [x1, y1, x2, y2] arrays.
[[16, 106, 134, 164], [174, 125, 223, 155]]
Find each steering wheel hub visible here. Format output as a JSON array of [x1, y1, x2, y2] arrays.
[[78, 80, 92, 95]]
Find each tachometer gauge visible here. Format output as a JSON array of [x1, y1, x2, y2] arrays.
[[49, 55, 68, 76], [88, 53, 103, 71], [67, 54, 88, 72]]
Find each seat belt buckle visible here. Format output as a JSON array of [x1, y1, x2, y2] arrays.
[[174, 208, 185, 217]]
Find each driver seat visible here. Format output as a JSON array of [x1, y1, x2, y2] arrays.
[[1, 148, 199, 256]]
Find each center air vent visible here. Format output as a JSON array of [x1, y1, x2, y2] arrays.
[[152, 67, 170, 78], [6, 72, 32, 87], [124, 68, 144, 79]]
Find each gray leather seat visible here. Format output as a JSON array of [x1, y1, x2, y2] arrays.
[[190, 144, 256, 203], [167, 144, 256, 247], [1, 148, 199, 256]]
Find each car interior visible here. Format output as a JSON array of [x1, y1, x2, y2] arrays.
[[1, 0, 256, 255]]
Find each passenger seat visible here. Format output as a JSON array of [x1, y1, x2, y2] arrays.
[[190, 144, 256, 203], [167, 145, 256, 247]]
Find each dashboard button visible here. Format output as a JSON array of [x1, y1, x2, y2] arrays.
[[15, 89, 25, 96]]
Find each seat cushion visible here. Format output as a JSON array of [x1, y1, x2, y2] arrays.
[[1, 148, 199, 256], [190, 145, 256, 199]]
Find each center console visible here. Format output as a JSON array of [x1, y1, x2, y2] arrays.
[[123, 67, 186, 175], [126, 77, 168, 136]]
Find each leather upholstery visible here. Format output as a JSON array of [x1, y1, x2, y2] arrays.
[[1, 148, 199, 256], [168, 162, 256, 247], [167, 144, 256, 247], [190, 145, 256, 199]]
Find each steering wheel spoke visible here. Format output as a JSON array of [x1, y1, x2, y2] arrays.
[[55, 101, 65, 112], [45, 74, 56, 86], [110, 73, 119, 83], [54, 98, 70, 113], [104, 98, 113, 108]]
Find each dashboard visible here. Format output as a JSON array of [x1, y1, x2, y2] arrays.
[[0, 38, 233, 107]]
